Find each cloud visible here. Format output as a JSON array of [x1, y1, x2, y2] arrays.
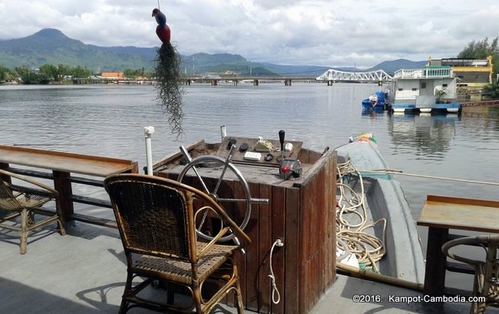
[[0, 0, 497, 67]]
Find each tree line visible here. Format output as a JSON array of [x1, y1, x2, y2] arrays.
[[0, 64, 154, 84]]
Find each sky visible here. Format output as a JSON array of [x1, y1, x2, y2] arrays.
[[0, 0, 498, 68]]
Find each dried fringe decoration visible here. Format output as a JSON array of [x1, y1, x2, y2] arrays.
[[154, 42, 184, 138], [152, 7, 184, 138]]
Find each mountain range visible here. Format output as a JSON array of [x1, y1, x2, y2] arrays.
[[0, 28, 427, 76]]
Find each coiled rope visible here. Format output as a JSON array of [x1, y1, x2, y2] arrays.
[[336, 158, 386, 273]]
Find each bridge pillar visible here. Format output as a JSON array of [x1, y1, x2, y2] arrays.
[[253, 79, 259, 86], [185, 79, 191, 85], [285, 79, 292, 86], [211, 79, 218, 86], [328, 80, 334, 86]]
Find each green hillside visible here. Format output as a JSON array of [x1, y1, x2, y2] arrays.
[[0, 29, 284, 75], [0, 28, 425, 77], [0, 29, 156, 72]]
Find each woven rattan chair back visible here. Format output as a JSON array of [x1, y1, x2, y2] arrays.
[[0, 176, 17, 210], [104, 174, 250, 314], [0, 169, 66, 254], [442, 234, 499, 314], [106, 177, 194, 260]]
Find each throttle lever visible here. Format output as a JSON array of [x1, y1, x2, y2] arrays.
[[279, 130, 285, 160]]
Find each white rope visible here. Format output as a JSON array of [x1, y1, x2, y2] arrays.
[[336, 159, 386, 272], [268, 239, 282, 304]]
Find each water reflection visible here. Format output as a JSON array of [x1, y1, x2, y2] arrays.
[[387, 114, 459, 159]]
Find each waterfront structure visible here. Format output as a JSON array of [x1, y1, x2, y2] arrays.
[[427, 56, 493, 88], [100, 72, 125, 80], [391, 66, 462, 114]]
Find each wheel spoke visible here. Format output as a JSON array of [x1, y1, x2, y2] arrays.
[[178, 154, 253, 242], [212, 144, 235, 195]]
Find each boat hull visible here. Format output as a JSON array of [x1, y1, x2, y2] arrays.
[[362, 99, 388, 111], [335, 140, 425, 284], [361, 91, 391, 112]]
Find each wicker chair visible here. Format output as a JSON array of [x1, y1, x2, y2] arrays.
[[0, 169, 66, 254], [104, 174, 251, 314], [442, 234, 499, 314]]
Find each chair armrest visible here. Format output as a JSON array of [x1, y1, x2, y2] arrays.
[[195, 196, 251, 247], [0, 169, 59, 196], [442, 235, 499, 267], [179, 182, 251, 248]]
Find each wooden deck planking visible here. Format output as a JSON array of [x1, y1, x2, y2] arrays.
[[284, 185, 300, 314], [270, 184, 286, 314], [296, 151, 337, 314], [256, 182, 272, 313], [243, 181, 260, 311]]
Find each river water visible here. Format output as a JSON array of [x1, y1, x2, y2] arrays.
[[1, 82, 498, 287]]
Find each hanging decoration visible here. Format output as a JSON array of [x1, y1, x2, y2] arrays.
[[152, 6, 184, 137]]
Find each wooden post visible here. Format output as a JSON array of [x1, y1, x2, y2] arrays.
[[52, 170, 74, 224], [423, 227, 449, 296]]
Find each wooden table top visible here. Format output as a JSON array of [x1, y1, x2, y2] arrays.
[[417, 195, 499, 233], [0, 145, 137, 177]]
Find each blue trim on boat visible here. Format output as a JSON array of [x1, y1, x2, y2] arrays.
[[391, 103, 462, 115]]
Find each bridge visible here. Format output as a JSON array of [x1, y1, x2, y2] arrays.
[[183, 76, 317, 86], [315, 69, 393, 84], [180, 69, 393, 86]]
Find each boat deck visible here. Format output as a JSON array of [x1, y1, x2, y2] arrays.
[[0, 146, 499, 314], [1, 222, 496, 314]]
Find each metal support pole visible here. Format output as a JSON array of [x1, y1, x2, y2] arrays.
[[144, 126, 155, 175], [220, 125, 227, 141]]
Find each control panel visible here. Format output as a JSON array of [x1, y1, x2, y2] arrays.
[[216, 136, 303, 167]]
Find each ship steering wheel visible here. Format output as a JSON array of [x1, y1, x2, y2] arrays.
[[177, 145, 269, 242]]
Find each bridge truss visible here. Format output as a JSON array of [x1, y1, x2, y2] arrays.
[[316, 69, 393, 83]]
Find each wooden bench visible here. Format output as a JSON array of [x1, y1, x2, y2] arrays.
[[417, 195, 499, 296], [0, 145, 138, 227]]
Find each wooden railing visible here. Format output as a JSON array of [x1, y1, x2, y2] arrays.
[[0, 145, 138, 228]]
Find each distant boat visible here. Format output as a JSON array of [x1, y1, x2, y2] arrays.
[[390, 66, 462, 115], [361, 91, 391, 112]]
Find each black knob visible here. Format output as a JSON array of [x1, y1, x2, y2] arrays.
[[279, 130, 285, 151]]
